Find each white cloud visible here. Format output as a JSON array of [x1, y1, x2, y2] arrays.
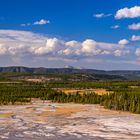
[[0, 30, 131, 66], [21, 19, 50, 26], [114, 50, 130, 57], [118, 39, 129, 45], [128, 23, 140, 30], [65, 40, 80, 47], [131, 35, 140, 41], [31, 38, 63, 55], [82, 39, 97, 54], [115, 6, 140, 19], [0, 44, 7, 55], [33, 19, 50, 25], [93, 13, 112, 18], [135, 48, 140, 56], [0, 30, 45, 42], [21, 23, 31, 26], [111, 25, 120, 29], [101, 50, 110, 55]]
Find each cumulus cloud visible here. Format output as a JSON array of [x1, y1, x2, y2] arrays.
[[82, 39, 97, 54], [128, 23, 140, 30], [114, 50, 130, 57], [33, 19, 50, 25], [21, 19, 50, 26], [65, 40, 80, 47], [0, 30, 131, 66], [93, 13, 112, 18], [135, 48, 140, 56], [31, 38, 63, 55], [0, 44, 7, 55], [131, 35, 140, 41], [115, 6, 140, 19], [111, 25, 120, 29], [118, 39, 129, 45]]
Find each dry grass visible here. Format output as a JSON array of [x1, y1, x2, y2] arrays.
[[58, 88, 110, 95], [38, 107, 83, 117], [94, 89, 110, 95], [0, 81, 21, 84], [0, 112, 14, 118]]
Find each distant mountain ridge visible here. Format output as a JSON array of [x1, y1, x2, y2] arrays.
[[0, 66, 104, 73], [0, 66, 140, 80]]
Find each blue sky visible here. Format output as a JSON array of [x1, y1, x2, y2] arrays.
[[0, 0, 140, 70]]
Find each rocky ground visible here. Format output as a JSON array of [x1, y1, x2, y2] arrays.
[[0, 100, 140, 140]]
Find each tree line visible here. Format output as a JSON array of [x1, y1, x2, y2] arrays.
[[0, 81, 140, 114]]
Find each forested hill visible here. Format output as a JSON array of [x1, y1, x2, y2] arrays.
[[0, 66, 105, 73], [0, 66, 140, 80]]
